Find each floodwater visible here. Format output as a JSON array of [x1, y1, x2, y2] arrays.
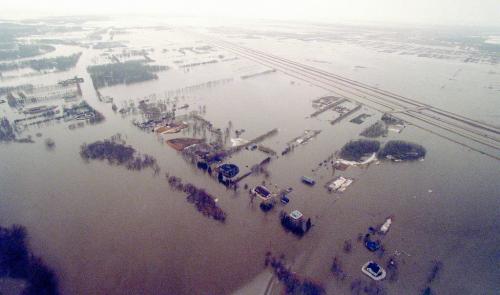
[[0, 18, 499, 294]]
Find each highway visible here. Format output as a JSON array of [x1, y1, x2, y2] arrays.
[[195, 33, 500, 160]]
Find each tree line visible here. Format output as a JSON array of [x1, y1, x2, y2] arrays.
[[0, 224, 59, 295]]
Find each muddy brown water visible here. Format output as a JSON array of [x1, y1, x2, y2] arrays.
[[0, 20, 499, 294]]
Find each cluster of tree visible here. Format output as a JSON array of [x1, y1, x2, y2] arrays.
[[167, 175, 184, 190], [92, 41, 125, 49], [264, 252, 325, 295], [87, 28, 109, 41], [185, 184, 226, 222], [112, 48, 153, 59], [87, 61, 168, 88], [0, 117, 16, 142], [179, 60, 218, 68], [0, 23, 40, 43], [381, 113, 404, 125], [81, 140, 134, 164], [126, 154, 157, 171], [420, 263, 443, 295], [378, 140, 426, 161], [15, 136, 34, 144], [0, 84, 34, 96], [331, 256, 347, 281], [0, 117, 35, 144], [45, 138, 55, 149], [35, 39, 82, 46], [440, 35, 500, 55], [63, 101, 105, 124], [0, 53, 82, 72], [43, 26, 83, 33], [350, 279, 386, 295], [339, 139, 381, 161], [167, 175, 226, 222], [386, 257, 399, 282], [360, 121, 388, 138], [0, 224, 59, 295], [88, 111, 105, 124], [426, 260, 443, 284], [0, 44, 55, 61], [0, 43, 16, 50], [80, 139, 158, 171]]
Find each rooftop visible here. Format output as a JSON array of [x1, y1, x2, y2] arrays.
[[290, 210, 303, 220]]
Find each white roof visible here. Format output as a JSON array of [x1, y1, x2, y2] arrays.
[[290, 210, 303, 220], [329, 177, 347, 189]]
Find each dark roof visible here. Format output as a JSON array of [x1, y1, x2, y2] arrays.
[[219, 163, 239, 178], [365, 240, 381, 252], [367, 262, 381, 273], [255, 185, 270, 197]]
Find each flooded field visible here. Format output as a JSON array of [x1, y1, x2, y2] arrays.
[[0, 17, 499, 295]]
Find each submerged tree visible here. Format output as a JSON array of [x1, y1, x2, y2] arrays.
[[378, 140, 426, 161], [360, 121, 388, 138], [265, 253, 325, 295], [0, 224, 59, 295], [87, 61, 168, 88], [339, 139, 380, 161], [0, 117, 16, 142], [80, 138, 157, 172]]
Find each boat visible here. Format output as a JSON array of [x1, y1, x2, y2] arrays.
[[301, 176, 315, 185], [380, 217, 393, 234], [361, 261, 386, 281]]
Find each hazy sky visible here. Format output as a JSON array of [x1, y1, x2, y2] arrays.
[[2, 0, 500, 27]]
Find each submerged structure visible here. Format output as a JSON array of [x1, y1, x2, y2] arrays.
[[217, 163, 239, 185], [280, 210, 312, 236], [327, 176, 353, 192], [362, 261, 387, 281], [252, 185, 275, 211]]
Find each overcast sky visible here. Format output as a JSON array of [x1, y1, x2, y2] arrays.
[[2, 0, 500, 27]]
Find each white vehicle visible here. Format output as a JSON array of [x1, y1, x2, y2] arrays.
[[362, 261, 386, 281], [380, 217, 392, 234]]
